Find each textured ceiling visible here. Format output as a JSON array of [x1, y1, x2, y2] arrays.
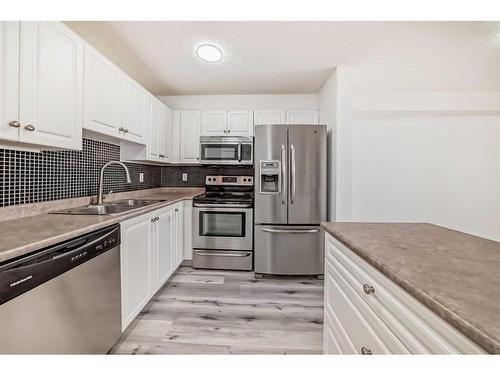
[[65, 21, 500, 95]]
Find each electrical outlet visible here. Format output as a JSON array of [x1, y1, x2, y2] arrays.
[[182, 173, 188, 182], [139, 173, 144, 183]]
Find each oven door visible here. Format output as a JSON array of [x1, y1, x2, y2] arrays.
[[200, 140, 253, 165], [192, 205, 253, 250]]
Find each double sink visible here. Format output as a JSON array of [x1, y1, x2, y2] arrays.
[[51, 199, 166, 216]]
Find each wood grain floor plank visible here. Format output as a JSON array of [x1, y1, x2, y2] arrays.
[[111, 267, 324, 355]]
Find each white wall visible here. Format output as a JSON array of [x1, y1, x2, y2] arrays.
[[157, 94, 318, 110], [333, 67, 500, 242], [318, 70, 337, 221]]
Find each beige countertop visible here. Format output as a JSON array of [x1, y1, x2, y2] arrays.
[[321, 222, 500, 354], [0, 188, 203, 264]]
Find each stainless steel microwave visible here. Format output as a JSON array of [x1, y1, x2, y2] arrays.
[[199, 136, 253, 165]]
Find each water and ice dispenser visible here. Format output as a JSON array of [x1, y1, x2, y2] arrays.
[[259, 161, 280, 194]]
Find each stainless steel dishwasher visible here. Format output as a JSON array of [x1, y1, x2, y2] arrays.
[[0, 224, 122, 354]]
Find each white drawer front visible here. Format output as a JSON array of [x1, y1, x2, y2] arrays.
[[324, 259, 409, 354], [325, 234, 485, 354]]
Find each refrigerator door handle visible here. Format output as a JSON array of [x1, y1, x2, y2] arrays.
[[281, 144, 286, 205], [290, 143, 296, 204], [261, 228, 320, 234]]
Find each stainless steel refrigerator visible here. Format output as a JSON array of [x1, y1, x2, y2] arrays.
[[254, 124, 327, 277]]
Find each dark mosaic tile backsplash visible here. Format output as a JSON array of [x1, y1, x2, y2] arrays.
[[0, 138, 161, 207], [161, 165, 254, 187], [0, 138, 255, 207]]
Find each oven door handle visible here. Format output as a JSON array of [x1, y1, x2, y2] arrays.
[[194, 250, 252, 257], [261, 228, 320, 234], [193, 203, 252, 208]]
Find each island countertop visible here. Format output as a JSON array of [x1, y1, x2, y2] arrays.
[[321, 222, 500, 354]]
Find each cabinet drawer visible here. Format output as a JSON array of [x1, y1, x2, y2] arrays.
[[325, 259, 409, 354], [325, 234, 485, 354], [323, 308, 349, 354]]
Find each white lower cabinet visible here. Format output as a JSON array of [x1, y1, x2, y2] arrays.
[[153, 206, 175, 290], [121, 202, 187, 331], [120, 214, 153, 331], [323, 233, 485, 354], [172, 203, 184, 268]]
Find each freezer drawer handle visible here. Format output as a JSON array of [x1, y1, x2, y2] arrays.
[[261, 228, 320, 234], [194, 250, 252, 257]]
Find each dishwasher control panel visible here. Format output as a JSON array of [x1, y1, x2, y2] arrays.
[[0, 224, 120, 306]]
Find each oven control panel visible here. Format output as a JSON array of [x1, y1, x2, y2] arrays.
[[206, 175, 253, 186]]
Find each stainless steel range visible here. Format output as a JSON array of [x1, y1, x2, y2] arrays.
[[192, 175, 254, 271]]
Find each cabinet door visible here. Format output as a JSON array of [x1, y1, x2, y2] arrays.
[[286, 110, 318, 125], [253, 110, 286, 125], [19, 21, 83, 149], [83, 46, 122, 136], [227, 110, 254, 136], [122, 77, 146, 144], [148, 99, 160, 158], [161, 106, 173, 161], [121, 215, 152, 331], [174, 204, 184, 267], [0, 21, 20, 142], [201, 110, 227, 136], [180, 111, 201, 163], [154, 207, 174, 291]]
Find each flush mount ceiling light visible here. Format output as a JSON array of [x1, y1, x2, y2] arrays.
[[196, 44, 223, 62]]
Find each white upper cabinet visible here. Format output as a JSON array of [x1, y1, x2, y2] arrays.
[[160, 105, 172, 161], [201, 110, 227, 136], [227, 110, 254, 136], [0, 22, 83, 149], [148, 98, 160, 158], [254, 110, 286, 125], [200, 110, 253, 136], [83, 45, 122, 136], [19, 22, 84, 149], [286, 110, 319, 125], [0, 22, 20, 142], [122, 77, 147, 144], [180, 110, 201, 163]]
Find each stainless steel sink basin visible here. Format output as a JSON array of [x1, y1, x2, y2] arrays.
[[50, 199, 166, 215]]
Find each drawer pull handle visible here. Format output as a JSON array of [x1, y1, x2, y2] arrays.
[[363, 284, 375, 294], [361, 346, 372, 355]]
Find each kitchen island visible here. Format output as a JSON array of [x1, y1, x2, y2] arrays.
[[321, 222, 500, 354]]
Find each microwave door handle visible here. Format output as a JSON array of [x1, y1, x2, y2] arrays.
[[281, 144, 286, 205], [238, 144, 242, 162]]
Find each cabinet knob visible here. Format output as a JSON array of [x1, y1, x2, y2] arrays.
[[124, 128, 129, 133], [363, 284, 375, 295], [175, 208, 179, 212], [361, 347, 372, 355], [9, 121, 21, 128], [119, 127, 124, 132], [24, 124, 35, 131]]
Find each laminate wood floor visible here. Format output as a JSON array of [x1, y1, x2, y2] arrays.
[[110, 266, 324, 355]]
